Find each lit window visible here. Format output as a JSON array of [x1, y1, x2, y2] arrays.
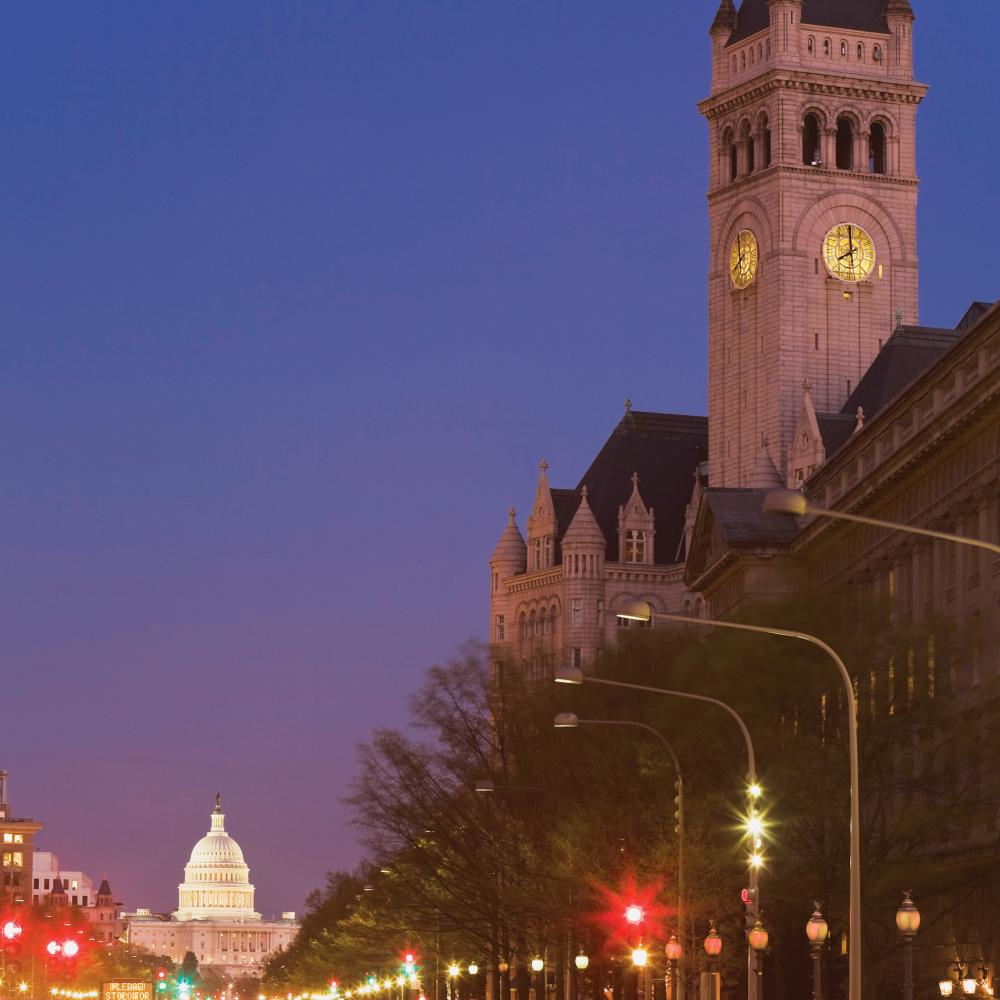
[[13, 835, 22, 845], [625, 530, 646, 563]]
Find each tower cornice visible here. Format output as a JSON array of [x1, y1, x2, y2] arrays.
[[700, 71, 927, 119], [706, 163, 920, 204]]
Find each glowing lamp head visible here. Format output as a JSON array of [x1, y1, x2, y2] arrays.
[[46, 941, 62, 956], [665, 937, 683, 962], [447, 966, 460, 979], [962, 980, 976, 996], [895, 891, 921, 938], [748, 783, 762, 800], [624, 905, 645, 926], [631, 947, 648, 968], [17, 984, 28, 994], [939, 982, 955, 997], [574, 953, 589, 972], [531, 959, 544, 974], [748, 921, 769, 953], [405, 955, 415, 966], [3, 921, 22, 941], [805, 907, 829, 946], [750, 852, 764, 870], [554, 666, 584, 686], [467, 965, 479, 977], [746, 816, 763, 838], [704, 926, 723, 958]]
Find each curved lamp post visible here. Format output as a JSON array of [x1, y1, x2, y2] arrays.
[[762, 489, 1000, 557], [806, 905, 829, 1000], [555, 663, 761, 1000], [553, 714, 686, 1000], [613, 600, 860, 1000]]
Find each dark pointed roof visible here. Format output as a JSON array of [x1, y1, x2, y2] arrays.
[[727, 0, 890, 45], [711, 0, 738, 34], [816, 414, 857, 455], [97, 879, 112, 897], [50, 878, 66, 894], [839, 325, 959, 425], [573, 411, 708, 564]]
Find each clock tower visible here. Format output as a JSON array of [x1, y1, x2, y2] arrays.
[[699, 0, 926, 487]]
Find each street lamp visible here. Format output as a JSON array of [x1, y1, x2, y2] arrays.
[[896, 892, 921, 1000], [531, 959, 544, 974], [631, 946, 649, 969], [704, 925, 723, 978], [556, 665, 760, 1000], [666, 937, 683, 1000], [574, 953, 589, 972], [762, 489, 1000, 557], [748, 920, 767, 998], [553, 713, 686, 1000], [806, 905, 829, 1000], [612, 600, 860, 1000]]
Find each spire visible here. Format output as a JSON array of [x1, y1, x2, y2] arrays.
[[562, 487, 606, 550], [747, 438, 783, 489], [490, 507, 527, 569], [214, 792, 222, 814], [97, 878, 113, 897], [710, 0, 737, 34]]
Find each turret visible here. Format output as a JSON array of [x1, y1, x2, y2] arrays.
[[709, 0, 737, 93], [561, 487, 607, 666], [96, 878, 114, 908], [490, 508, 527, 589], [769, 0, 804, 68], [747, 438, 783, 489], [884, 0, 915, 80], [526, 460, 558, 571]]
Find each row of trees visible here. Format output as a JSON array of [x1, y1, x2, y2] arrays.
[[264, 589, 997, 1000]]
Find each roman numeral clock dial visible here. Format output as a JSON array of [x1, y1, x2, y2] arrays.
[[729, 229, 758, 289], [823, 223, 876, 282]]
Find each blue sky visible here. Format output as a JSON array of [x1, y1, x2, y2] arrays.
[[1, 1, 996, 914]]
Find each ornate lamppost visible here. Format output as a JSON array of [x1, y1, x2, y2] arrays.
[[665, 937, 683, 1000], [896, 892, 921, 1000], [702, 925, 723, 1000], [805, 905, 829, 1000]]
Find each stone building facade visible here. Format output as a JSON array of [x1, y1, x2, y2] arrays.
[[488, 0, 998, 979]]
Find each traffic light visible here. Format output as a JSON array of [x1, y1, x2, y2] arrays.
[[742, 887, 758, 931], [157, 971, 168, 992], [2, 921, 22, 941]]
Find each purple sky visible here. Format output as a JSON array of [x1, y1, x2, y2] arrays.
[[2, 2, 997, 917]]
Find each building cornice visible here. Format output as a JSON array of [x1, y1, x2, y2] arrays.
[[505, 567, 563, 594], [700, 72, 927, 119]]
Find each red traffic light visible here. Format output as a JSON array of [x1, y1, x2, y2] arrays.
[[624, 905, 644, 925], [158, 972, 167, 980], [62, 940, 80, 958], [2, 921, 22, 941], [46, 941, 61, 956]]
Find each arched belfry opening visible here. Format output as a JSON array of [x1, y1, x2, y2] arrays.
[[836, 116, 854, 170], [870, 121, 887, 174], [802, 113, 821, 166]]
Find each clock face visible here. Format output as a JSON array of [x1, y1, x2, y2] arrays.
[[823, 223, 876, 282], [729, 230, 759, 289]]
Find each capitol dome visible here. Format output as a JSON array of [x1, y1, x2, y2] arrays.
[[173, 795, 261, 922]]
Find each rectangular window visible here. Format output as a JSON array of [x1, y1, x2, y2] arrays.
[[72, 895, 78, 905], [495, 615, 505, 642], [33, 878, 38, 890], [597, 600, 605, 627], [44, 878, 50, 890], [13, 835, 22, 845], [82, 896, 88, 907], [572, 599, 583, 627], [571, 648, 582, 668], [2, 834, 10, 844], [625, 530, 646, 563]]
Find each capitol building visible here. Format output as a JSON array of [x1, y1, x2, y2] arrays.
[[126, 796, 298, 977]]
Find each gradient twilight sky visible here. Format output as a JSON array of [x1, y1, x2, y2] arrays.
[[2, 2, 997, 917]]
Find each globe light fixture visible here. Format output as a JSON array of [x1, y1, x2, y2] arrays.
[[631, 946, 648, 968], [62, 940, 80, 958], [895, 892, 921, 937], [704, 926, 723, 958], [749, 783, 762, 800], [575, 952, 590, 972], [467, 965, 479, 977], [625, 904, 645, 925], [497, 962, 509, 975], [46, 941, 62, 956], [447, 966, 460, 979], [748, 920, 769, 952], [806, 907, 829, 945], [2, 921, 22, 941], [665, 937, 683, 962], [531, 959, 544, 974]]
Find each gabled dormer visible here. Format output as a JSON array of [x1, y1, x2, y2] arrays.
[[526, 460, 557, 571], [617, 472, 655, 565], [787, 383, 827, 488]]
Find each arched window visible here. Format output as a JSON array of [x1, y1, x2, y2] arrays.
[[857, 43, 865, 60], [823, 38, 831, 56], [741, 51, 746, 70], [873, 44, 883, 62], [836, 116, 854, 170], [760, 115, 772, 169], [549, 604, 558, 634], [841, 40, 848, 57], [722, 127, 736, 183], [802, 113, 821, 166], [870, 121, 887, 174], [732, 56, 737, 73], [807, 36, 815, 54], [758, 42, 763, 62], [766, 39, 771, 58], [749, 47, 754, 66], [741, 121, 753, 175], [519, 611, 526, 639]]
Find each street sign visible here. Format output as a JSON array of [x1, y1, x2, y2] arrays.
[[103, 982, 154, 1000]]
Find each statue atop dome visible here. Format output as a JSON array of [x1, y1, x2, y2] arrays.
[[214, 792, 222, 813]]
